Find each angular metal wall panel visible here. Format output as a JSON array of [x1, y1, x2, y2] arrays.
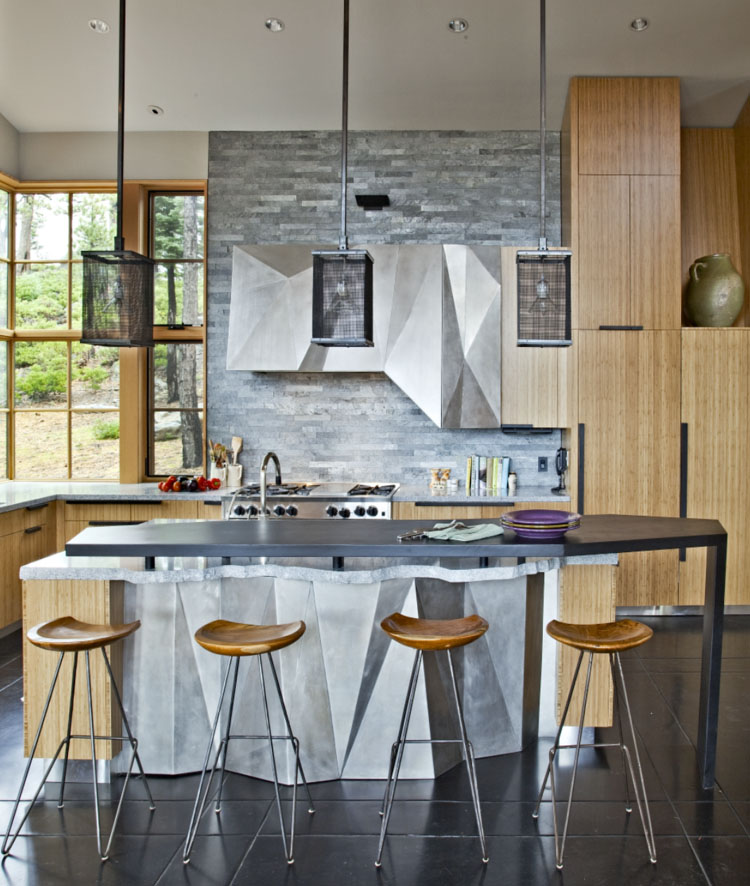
[[227, 243, 502, 427]]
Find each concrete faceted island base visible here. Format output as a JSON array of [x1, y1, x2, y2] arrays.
[[22, 556, 614, 783]]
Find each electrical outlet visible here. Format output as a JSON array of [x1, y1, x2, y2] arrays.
[[538, 456, 548, 472]]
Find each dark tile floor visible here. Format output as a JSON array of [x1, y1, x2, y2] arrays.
[[0, 616, 748, 884]]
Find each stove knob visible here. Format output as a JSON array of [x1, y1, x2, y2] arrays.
[[367, 506, 379, 517], [233, 505, 247, 516], [339, 507, 351, 519], [326, 505, 338, 517], [248, 505, 258, 516], [286, 505, 298, 516], [354, 506, 366, 517], [273, 505, 286, 517]]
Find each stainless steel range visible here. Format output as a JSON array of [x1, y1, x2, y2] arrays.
[[222, 482, 399, 520]]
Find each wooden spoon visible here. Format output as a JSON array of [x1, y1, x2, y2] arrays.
[[231, 436, 243, 464]]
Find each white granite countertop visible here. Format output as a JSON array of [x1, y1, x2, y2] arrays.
[[0, 481, 226, 514], [0, 481, 570, 515], [21, 551, 616, 585]]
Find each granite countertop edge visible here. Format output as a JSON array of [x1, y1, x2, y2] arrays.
[[20, 552, 617, 584]]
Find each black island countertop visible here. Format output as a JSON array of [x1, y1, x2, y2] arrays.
[[62, 511, 728, 791], [64, 513, 726, 561]]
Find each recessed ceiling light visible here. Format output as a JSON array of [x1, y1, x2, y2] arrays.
[[265, 18, 285, 32], [88, 18, 110, 34], [447, 18, 469, 33], [630, 17, 649, 31], [147, 105, 164, 116]]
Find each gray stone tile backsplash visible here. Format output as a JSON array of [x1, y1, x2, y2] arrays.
[[207, 130, 562, 489]]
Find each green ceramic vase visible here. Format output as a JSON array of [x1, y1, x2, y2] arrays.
[[685, 253, 745, 327]]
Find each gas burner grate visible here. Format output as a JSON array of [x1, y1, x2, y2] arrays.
[[347, 484, 397, 497], [235, 483, 318, 497]]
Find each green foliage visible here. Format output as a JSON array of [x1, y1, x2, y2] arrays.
[[14, 264, 67, 328], [93, 419, 120, 440], [77, 366, 109, 391], [15, 365, 67, 401]]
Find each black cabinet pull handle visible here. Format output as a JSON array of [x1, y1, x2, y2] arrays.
[[24, 525, 42, 535], [25, 502, 49, 512], [201, 500, 222, 507], [598, 325, 644, 331], [679, 423, 688, 561], [577, 423, 585, 515]]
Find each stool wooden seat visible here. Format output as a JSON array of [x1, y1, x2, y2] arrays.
[[533, 618, 656, 870], [380, 612, 489, 651], [3, 616, 153, 863], [546, 619, 653, 654], [376, 611, 490, 868], [184, 618, 314, 867], [27, 616, 141, 652], [194, 619, 305, 656]]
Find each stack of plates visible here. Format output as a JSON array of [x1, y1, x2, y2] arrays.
[[500, 509, 581, 540]]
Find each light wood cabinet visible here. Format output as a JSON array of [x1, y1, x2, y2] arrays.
[[577, 330, 681, 605], [577, 77, 680, 175], [681, 330, 750, 605], [500, 248, 568, 427], [570, 77, 681, 331], [0, 503, 55, 631], [576, 175, 681, 329], [61, 499, 204, 543]]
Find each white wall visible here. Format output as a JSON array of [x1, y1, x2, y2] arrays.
[[0, 113, 20, 179], [18, 131, 208, 181]]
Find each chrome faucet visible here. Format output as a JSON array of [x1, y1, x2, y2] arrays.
[[259, 451, 282, 518]]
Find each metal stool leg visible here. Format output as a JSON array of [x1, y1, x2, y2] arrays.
[[2, 652, 69, 856], [446, 648, 489, 863], [184, 656, 236, 863], [533, 649, 585, 817], [213, 656, 241, 813], [100, 647, 155, 810], [613, 653, 657, 864], [258, 654, 296, 864], [552, 651, 594, 870], [610, 653, 633, 814], [267, 652, 315, 816], [57, 651, 79, 809], [378, 649, 422, 819], [375, 649, 423, 868], [83, 650, 107, 860]]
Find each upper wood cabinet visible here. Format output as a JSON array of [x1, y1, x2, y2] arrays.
[[568, 77, 682, 330], [577, 77, 680, 175], [577, 175, 681, 329]]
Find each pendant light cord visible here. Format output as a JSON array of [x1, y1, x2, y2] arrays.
[[115, 0, 126, 251], [339, 0, 350, 251], [539, 0, 547, 250]]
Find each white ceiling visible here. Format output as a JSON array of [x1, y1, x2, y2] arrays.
[[2, 0, 749, 134]]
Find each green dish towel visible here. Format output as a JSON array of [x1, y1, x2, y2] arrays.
[[422, 521, 504, 542]]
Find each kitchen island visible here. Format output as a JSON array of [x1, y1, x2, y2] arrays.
[[22, 513, 727, 787]]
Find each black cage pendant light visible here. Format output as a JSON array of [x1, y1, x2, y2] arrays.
[[81, 0, 154, 347], [517, 0, 571, 347], [312, 0, 373, 347]]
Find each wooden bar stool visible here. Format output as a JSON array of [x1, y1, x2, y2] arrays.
[[533, 619, 657, 870], [2, 616, 155, 862], [375, 611, 490, 868], [183, 619, 315, 866]]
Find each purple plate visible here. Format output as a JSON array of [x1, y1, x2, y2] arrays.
[[503, 509, 581, 526], [509, 524, 579, 540]]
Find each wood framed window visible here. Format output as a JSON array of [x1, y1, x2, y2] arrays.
[[0, 174, 206, 483]]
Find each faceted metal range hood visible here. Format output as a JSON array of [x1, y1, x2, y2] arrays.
[[227, 243, 502, 428]]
